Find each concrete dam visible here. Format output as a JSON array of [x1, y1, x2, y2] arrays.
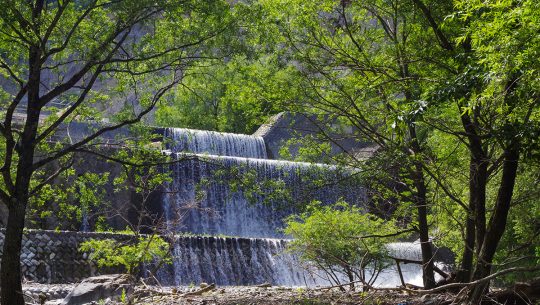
[[0, 113, 442, 287]]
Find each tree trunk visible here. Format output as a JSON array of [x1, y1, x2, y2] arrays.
[[466, 147, 520, 304], [472, 160, 487, 255], [456, 156, 488, 283], [456, 111, 488, 283], [408, 125, 436, 289], [415, 175, 436, 289], [1, 39, 41, 304], [346, 267, 355, 291], [1, 201, 27, 305], [457, 213, 475, 283]]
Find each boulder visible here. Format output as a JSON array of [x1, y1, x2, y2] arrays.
[[61, 274, 133, 305]]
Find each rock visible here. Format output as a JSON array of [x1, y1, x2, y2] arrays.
[[419, 294, 436, 305], [60, 274, 134, 305]]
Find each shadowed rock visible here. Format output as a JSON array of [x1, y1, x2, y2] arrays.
[[61, 274, 133, 305]]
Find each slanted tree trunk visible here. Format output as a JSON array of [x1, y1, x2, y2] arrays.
[[1, 35, 42, 304], [466, 146, 520, 304]]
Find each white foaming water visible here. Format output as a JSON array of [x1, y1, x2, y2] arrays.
[[158, 236, 329, 286], [157, 127, 441, 288], [162, 153, 361, 238], [156, 236, 438, 287], [387, 242, 424, 261], [164, 127, 267, 159]]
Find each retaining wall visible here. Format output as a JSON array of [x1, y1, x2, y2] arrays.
[[0, 230, 127, 284]]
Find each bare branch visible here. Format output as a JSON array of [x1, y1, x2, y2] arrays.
[[0, 58, 24, 87], [413, 266, 540, 295], [29, 158, 74, 196], [33, 76, 180, 170]]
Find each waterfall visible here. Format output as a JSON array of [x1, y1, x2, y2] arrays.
[[155, 236, 437, 287], [164, 127, 267, 159], [387, 242, 425, 261], [157, 236, 329, 286], [162, 153, 362, 238], [157, 127, 444, 287]]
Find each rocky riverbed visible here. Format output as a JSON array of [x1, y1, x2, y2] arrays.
[[22, 283, 73, 304], [23, 283, 453, 305], [121, 286, 452, 305]]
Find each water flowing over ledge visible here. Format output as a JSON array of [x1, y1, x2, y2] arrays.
[[162, 153, 364, 238], [164, 127, 268, 159], [159, 126, 371, 286], [155, 236, 442, 287]]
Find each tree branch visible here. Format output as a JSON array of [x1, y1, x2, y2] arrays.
[[33, 77, 180, 170], [410, 0, 453, 51], [29, 158, 74, 196]]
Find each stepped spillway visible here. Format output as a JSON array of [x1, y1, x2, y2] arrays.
[[155, 236, 437, 287], [158, 127, 366, 286], [162, 128, 364, 238], [162, 153, 362, 238], [0, 124, 448, 288], [157, 236, 324, 286], [156, 127, 439, 287]]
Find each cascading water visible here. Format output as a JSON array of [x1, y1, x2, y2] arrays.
[[164, 128, 267, 159], [157, 236, 327, 286], [163, 153, 362, 238], [157, 127, 446, 287]]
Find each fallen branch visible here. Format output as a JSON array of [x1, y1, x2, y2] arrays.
[[129, 287, 172, 303], [311, 266, 540, 296], [182, 283, 216, 296], [314, 280, 364, 291], [410, 266, 540, 295]]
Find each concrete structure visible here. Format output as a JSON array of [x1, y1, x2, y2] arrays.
[[0, 230, 126, 284], [254, 112, 378, 160], [0, 113, 379, 285]]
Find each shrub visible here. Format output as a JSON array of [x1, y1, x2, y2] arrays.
[[284, 201, 401, 290], [80, 233, 170, 276]]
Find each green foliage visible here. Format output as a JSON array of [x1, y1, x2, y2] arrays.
[[120, 288, 127, 304], [284, 201, 401, 288], [279, 135, 333, 163], [254, 0, 540, 288], [0, 0, 239, 224], [79, 233, 170, 275], [155, 54, 295, 134]]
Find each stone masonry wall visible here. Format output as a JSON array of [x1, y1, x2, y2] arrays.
[[0, 229, 128, 284]]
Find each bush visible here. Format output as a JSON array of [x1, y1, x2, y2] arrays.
[[80, 233, 170, 276], [284, 201, 400, 290]]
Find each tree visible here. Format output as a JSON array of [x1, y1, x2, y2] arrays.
[[155, 54, 296, 134], [260, 0, 448, 289], [441, 1, 540, 302], [284, 201, 399, 291], [79, 234, 170, 276], [257, 0, 540, 301], [0, 1, 237, 304]]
